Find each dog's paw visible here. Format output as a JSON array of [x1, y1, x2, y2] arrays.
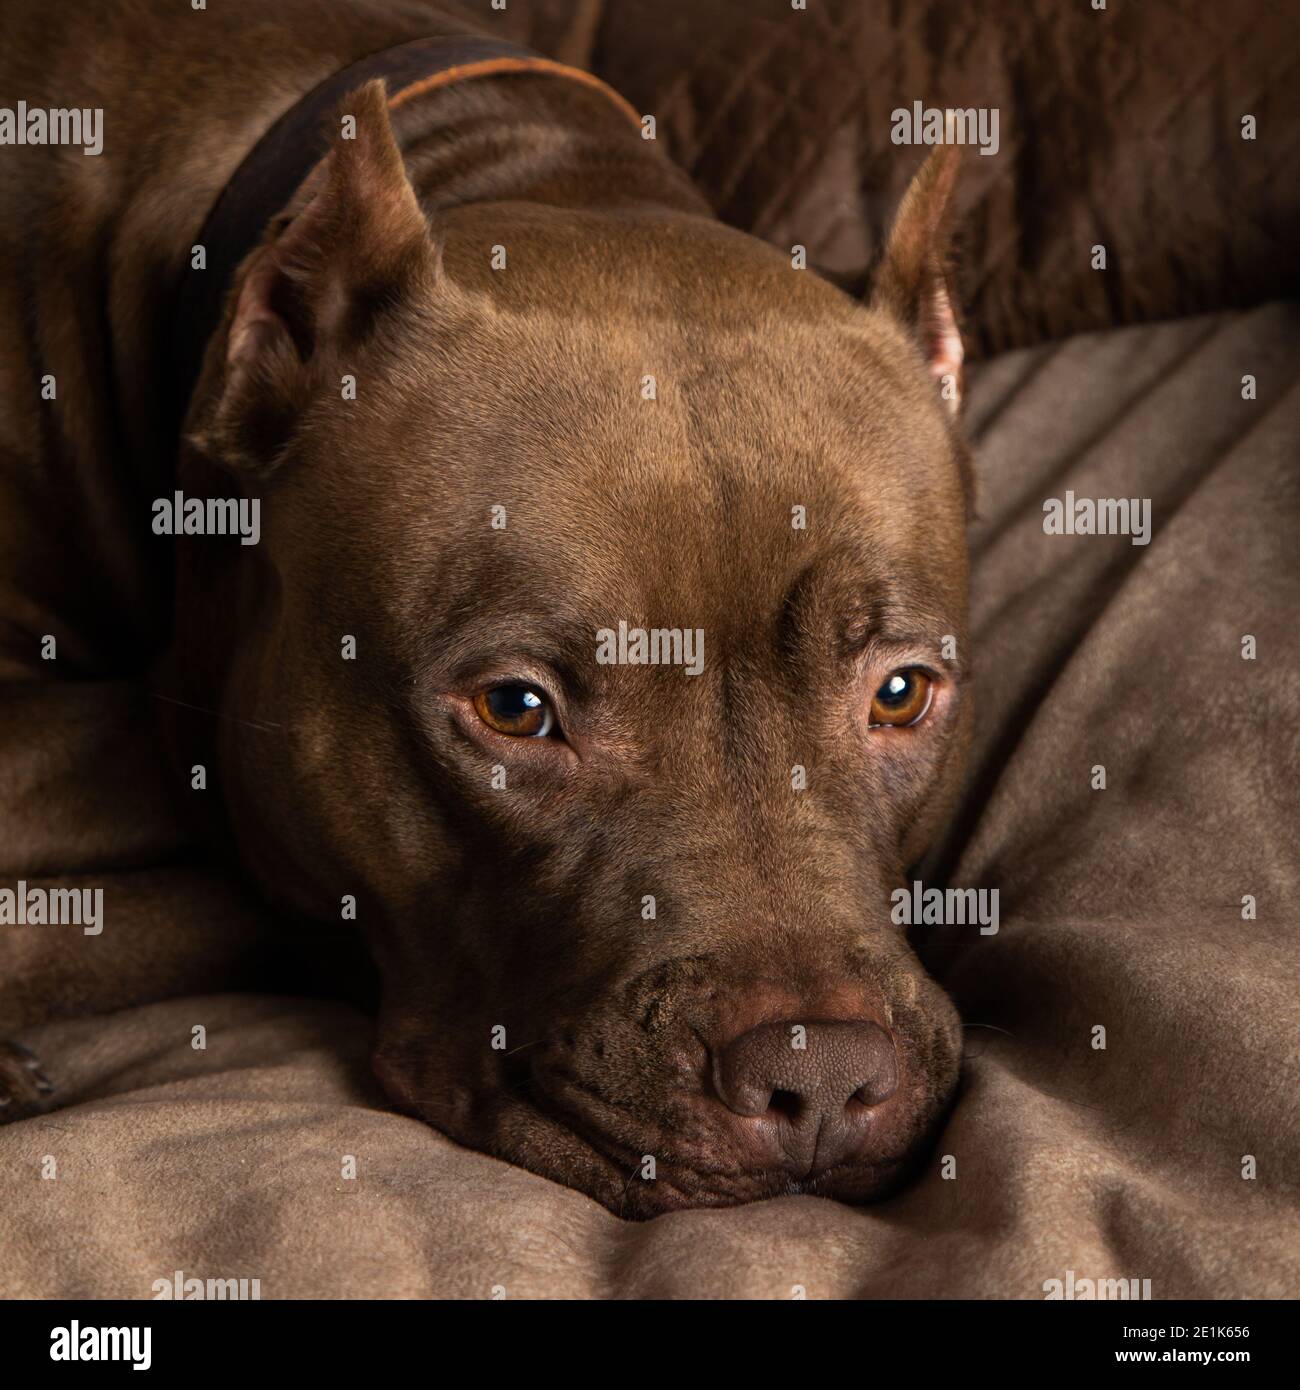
[[0, 1039, 55, 1122]]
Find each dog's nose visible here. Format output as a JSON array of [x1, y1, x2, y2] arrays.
[[715, 1019, 899, 1173]]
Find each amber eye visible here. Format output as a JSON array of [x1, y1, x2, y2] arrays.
[[473, 684, 556, 738], [868, 669, 933, 728]]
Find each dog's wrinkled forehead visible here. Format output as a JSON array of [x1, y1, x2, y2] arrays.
[[289, 215, 966, 634]]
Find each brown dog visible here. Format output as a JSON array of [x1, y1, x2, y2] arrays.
[[0, 4, 971, 1217]]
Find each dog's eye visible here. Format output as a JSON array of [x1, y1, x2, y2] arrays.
[[473, 684, 557, 738], [868, 669, 933, 728]]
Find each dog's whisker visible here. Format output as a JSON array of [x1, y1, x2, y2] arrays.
[[961, 1022, 1018, 1061], [617, 1164, 641, 1219], [147, 690, 282, 734]]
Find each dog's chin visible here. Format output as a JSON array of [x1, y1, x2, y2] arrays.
[[406, 1089, 911, 1218], [372, 1049, 926, 1219]]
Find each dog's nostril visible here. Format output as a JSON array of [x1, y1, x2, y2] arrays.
[[853, 1070, 899, 1108], [768, 1088, 802, 1121]]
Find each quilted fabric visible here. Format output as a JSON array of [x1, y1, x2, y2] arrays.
[[503, 0, 1300, 356]]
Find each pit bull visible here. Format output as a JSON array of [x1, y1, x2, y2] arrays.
[[0, 1, 972, 1218]]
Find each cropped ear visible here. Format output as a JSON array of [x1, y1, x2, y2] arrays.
[[870, 148, 963, 414], [193, 79, 436, 471]]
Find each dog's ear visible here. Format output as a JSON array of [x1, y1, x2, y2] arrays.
[[193, 80, 436, 471], [870, 148, 963, 414]]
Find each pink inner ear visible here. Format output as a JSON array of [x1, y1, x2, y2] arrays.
[[923, 277, 964, 412]]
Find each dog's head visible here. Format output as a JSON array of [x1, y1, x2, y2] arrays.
[[180, 83, 972, 1215]]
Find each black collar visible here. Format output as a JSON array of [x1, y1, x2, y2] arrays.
[[170, 35, 639, 435]]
